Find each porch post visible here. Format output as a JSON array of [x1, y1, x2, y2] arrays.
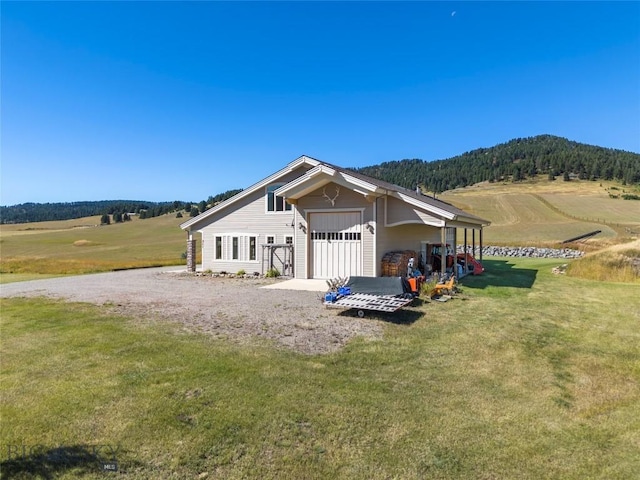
[[479, 227, 484, 264], [472, 229, 476, 259], [440, 226, 446, 276], [464, 229, 468, 273], [453, 227, 458, 276]]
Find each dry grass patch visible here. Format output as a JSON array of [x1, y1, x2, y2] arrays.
[[72, 240, 102, 247], [441, 177, 639, 244], [567, 240, 640, 283], [0, 213, 192, 276]]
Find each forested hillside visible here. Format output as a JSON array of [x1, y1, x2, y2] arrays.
[[0, 200, 181, 224], [354, 135, 640, 193]]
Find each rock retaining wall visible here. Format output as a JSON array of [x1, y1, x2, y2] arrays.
[[457, 245, 584, 259]]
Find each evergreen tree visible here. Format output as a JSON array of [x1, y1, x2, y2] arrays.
[[100, 214, 110, 225]]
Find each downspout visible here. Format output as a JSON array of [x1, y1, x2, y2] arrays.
[[372, 197, 377, 277], [186, 229, 196, 272]]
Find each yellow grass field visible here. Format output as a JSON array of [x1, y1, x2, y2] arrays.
[[0, 213, 192, 279], [440, 178, 640, 245]]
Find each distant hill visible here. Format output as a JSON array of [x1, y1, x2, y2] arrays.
[[0, 188, 244, 224], [0, 200, 182, 224], [354, 135, 640, 193]]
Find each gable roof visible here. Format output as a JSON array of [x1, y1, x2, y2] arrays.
[[180, 155, 320, 230], [181, 155, 490, 230], [275, 160, 490, 225]]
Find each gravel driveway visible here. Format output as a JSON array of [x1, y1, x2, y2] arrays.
[[0, 268, 382, 354]]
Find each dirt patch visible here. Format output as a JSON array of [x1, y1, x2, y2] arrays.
[[0, 268, 383, 355]]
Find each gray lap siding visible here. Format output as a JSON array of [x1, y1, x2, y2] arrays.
[[198, 186, 298, 274]]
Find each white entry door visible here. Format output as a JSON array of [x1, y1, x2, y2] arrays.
[[309, 212, 362, 279]]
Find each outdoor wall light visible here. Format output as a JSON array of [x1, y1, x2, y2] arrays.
[[366, 222, 374, 234], [299, 222, 307, 234]]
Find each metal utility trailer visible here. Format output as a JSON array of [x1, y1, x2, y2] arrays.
[[324, 293, 414, 318]]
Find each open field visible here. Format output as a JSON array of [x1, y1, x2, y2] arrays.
[[1, 258, 639, 479], [0, 213, 192, 280], [441, 178, 640, 245]]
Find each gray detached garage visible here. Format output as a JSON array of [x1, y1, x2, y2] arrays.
[[181, 156, 489, 279]]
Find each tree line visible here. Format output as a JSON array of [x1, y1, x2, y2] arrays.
[[353, 135, 640, 193], [0, 190, 245, 224], [185, 189, 244, 218], [0, 200, 184, 224]]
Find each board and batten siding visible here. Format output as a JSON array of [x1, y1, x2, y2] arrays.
[[196, 170, 303, 273], [296, 182, 374, 278], [375, 196, 443, 270], [385, 195, 441, 226]]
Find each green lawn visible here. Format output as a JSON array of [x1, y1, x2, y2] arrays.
[[1, 258, 638, 479]]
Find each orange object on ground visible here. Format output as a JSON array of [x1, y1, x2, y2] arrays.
[[431, 276, 457, 297]]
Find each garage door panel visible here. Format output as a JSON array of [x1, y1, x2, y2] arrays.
[[310, 212, 362, 279]]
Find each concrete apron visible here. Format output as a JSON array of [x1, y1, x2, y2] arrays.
[[261, 279, 328, 292]]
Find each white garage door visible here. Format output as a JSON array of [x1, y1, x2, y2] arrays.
[[309, 212, 362, 279]]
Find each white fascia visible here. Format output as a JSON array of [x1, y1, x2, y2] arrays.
[[274, 164, 336, 197], [336, 172, 380, 194]]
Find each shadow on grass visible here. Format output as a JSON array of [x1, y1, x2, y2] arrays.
[[338, 297, 425, 325], [460, 259, 538, 289], [0, 444, 139, 479]]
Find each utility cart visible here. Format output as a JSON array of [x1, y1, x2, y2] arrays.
[[323, 276, 416, 318], [324, 292, 414, 318]]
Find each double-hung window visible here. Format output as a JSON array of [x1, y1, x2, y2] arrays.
[[266, 184, 292, 212]]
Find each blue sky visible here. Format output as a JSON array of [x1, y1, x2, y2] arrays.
[[2, 1, 639, 206]]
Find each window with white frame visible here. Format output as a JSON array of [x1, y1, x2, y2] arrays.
[[266, 184, 292, 212], [214, 234, 258, 261]]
